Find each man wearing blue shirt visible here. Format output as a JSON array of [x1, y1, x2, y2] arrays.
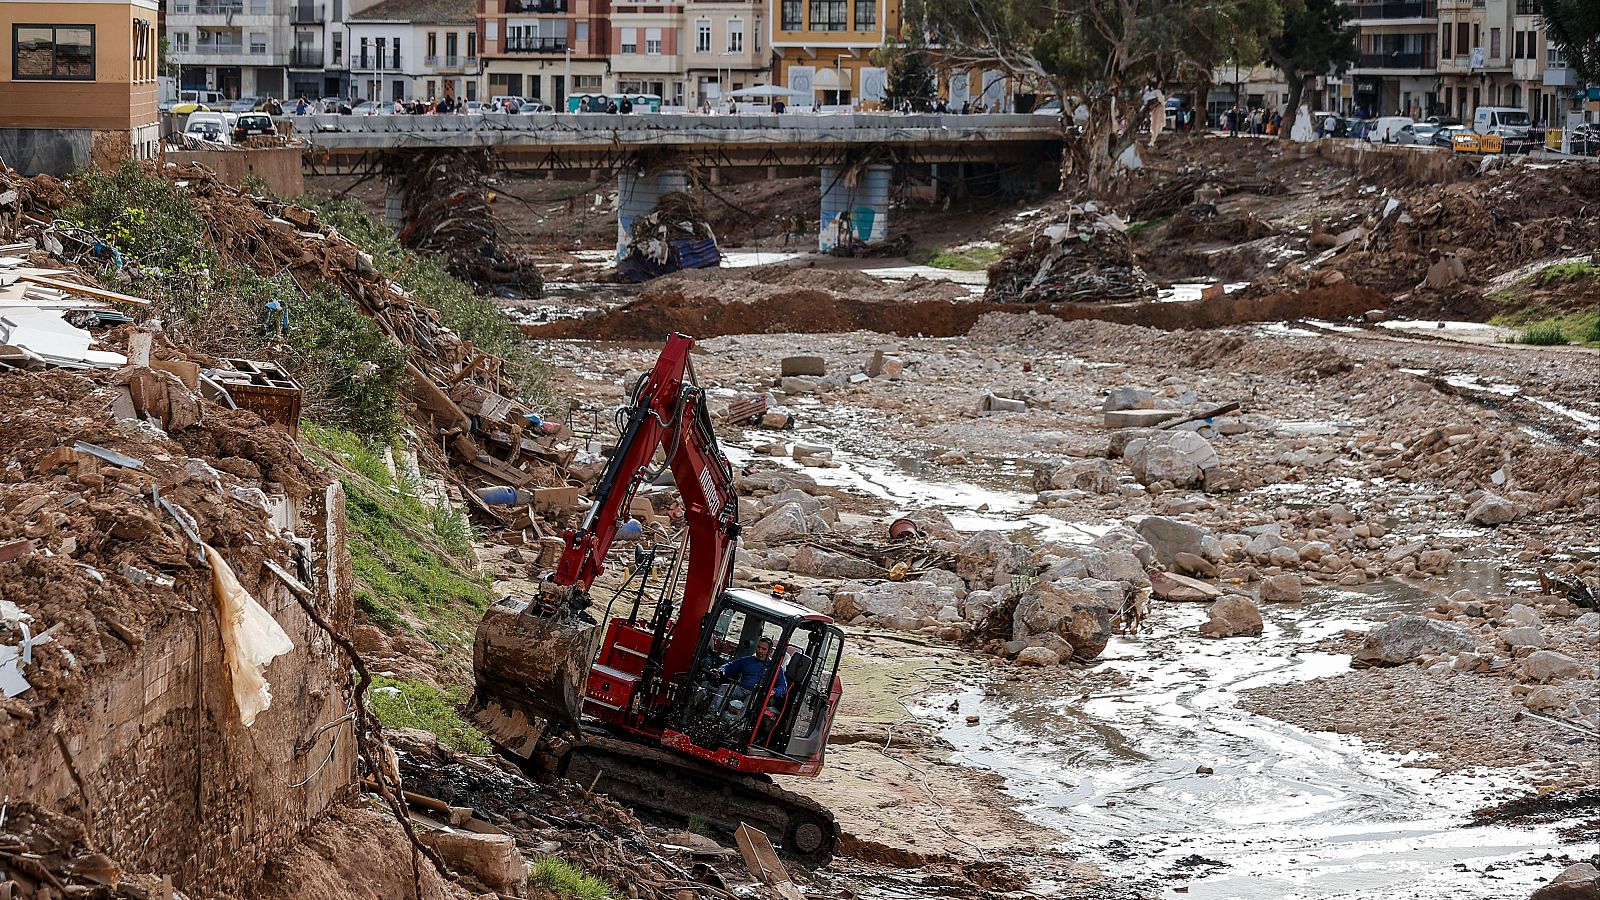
[[721, 637, 786, 700]]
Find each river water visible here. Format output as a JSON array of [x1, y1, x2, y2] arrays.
[[730, 433, 1577, 899]]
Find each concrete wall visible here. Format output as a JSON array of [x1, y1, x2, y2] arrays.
[[166, 147, 307, 196]]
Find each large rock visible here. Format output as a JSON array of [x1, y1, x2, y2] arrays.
[[1199, 596, 1263, 638], [788, 545, 879, 580], [1530, 863, 1600, 900], [1035, 458, 1120, 494], [1466, 492, 1520, 526], [1125, 431, 1219, 488], [1522, 650, 1586, 683], [1012, 578, 1124, 659], [1499, 626, 1547, 650], [956, 530, 1031, 589], [418, 830, 527, 893], [761, 488, 824, 516], [1092, 526, 1156, 567], [832, 580, 958, 628], [1259, 574, 1303, 603], [1135, 516, 1213, 567], [1355, 615, 1476, 666], [744, 502, 809, 544], [1103, 386, 1154, 412]]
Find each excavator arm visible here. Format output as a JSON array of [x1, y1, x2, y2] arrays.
[[469, 333, 739, 743]]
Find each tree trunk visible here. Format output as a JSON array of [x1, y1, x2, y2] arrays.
[[1083, 97, 1119, 197], [1279, 74, 1308, 140], [1193, 75, 1213, 131]]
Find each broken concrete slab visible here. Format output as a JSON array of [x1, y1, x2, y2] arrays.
[[780, 355, 826, 377]]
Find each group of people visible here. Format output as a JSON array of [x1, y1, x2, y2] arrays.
[[576, 95, 632, 114], [1224, 105, 1283, 136]]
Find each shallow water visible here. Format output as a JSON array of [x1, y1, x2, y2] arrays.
[[912, 579, 1574, 899]]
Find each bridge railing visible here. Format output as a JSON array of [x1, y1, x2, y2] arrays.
[[285, 111, 1055, 138]]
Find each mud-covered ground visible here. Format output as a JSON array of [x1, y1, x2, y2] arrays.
[[529, 291, 1600, 897]]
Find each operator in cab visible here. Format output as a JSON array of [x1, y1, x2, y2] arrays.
[[721, 637, 787, 702]]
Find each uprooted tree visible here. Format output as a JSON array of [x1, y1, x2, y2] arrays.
[[1266, 0, 1358, 140], [1543, 0, 1600, 88], [916, 0, 1280, 195]]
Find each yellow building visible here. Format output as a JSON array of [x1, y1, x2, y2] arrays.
[[0, 0, 159, 174], [770, 0, 899, 107]]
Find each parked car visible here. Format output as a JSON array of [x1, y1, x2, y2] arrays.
[[230, 97, 264, 113], [1474, 106, 1535, 153], [1424, 115, 1463, 127], [350, 100, 389, 115], [163, 89, 226, 114], [183, 112, 231, 145], [1392, 122, 1441, 146], [1432, 125, 1470, 149], [517, 100, 554, 113], [232, 112, 276, 141]]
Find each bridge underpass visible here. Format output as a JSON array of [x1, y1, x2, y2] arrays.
[[291, 112, 1063, 253]]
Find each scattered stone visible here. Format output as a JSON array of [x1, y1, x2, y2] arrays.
[[1199, 596, 1263, 638], [1522, 650, 1586, 683], [1195, 765, 1214, 775], [1135, 516, 1213, 567], [1524, 685, 1564, 711], [1259, 573, 1303, 603], [1037, 458, 1120, 494], [1530, 862, 1600, 900], [1465, 492, 1520, 526], [1126, 431, 1219, 487], [418, 830, 527, 894], [1103, 386, 1154, 412], [1505, 604, 1541, 628], [745, 503, 809, 544], [1015, 646, 1061, 667], [1173, 551, 1219, 579], [1576, 612, 1600, 631], [780, 355, 826, 377], [1355, 615, 1475, 666], [1013, 579, 1124, 659], [1150, 569, 1221, 602], [1499, 626, 1546, 650], [957, 530, 1031, 589]]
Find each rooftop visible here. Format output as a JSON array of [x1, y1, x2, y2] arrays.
[[347, 0, 473, 23]]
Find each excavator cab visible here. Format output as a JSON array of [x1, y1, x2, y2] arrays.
[[675, 589, 844, 764]]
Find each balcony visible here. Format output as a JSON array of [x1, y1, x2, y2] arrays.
[[353, 52, 402, 69], [1355, 51, 1434, 70], [1351, 1, 1436, 21], [291, 47, 324, 67], [292, 3, 324, 24], [422, 54, 473, 70], [504, 36, 568, 53], [505, 0, 568, 12]]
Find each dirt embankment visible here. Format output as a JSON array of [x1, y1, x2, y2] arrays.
[[524, 265, 1383, 341]]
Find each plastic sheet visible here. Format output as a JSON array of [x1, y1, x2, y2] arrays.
[[207, 544, 294, 727]]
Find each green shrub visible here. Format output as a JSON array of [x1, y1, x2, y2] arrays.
[[367, 676, 490, 754], [1517, 322, 1570, 345], [529, 858, 617, 900]]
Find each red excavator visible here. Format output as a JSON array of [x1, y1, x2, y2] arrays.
[[468, 333, 844, 863]]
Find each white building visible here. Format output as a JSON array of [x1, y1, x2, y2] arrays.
[[683, 0, 767, 108], [167, 0, 291, 100], [347, 0, 478, 103]]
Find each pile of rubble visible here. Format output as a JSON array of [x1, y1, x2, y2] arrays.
[[395, 149, 544, 299], [984, 201, 1157, 304], [618, 191, 722, 282]]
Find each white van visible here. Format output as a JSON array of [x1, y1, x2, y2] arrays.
[[183, 111, 236, 144], [1366, 116, 1415, 144], [1473, 106, 1531, 138]]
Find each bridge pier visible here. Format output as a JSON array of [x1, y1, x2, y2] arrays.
[[819, 164, 892, 253], [616, 169, 689, 261]]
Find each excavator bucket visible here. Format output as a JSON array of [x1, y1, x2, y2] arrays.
[[466, 595, 600, 759]]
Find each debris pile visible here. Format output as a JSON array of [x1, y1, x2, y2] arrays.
[[0, 802, 180, 899], [985, 202, 1157, 304], [619, 191, 722, 282], [396, 149, 544, 299]]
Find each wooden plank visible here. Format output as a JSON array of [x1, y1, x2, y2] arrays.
[[1155, 401, 1242, 430], [734, 824, 804, 900], [17, 274, 150, 307]]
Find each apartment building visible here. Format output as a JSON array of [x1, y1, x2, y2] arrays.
[[347, 0, 476, 102], [683, 0, 765, 107], [0, 0, 160, 173], [771, 0, 900, 107], [479, 0, 607, 108], [167, 0, 289, 99], [1435, 0, 1547, 121], [287, 0, 351, 100], [1346, 0, 1438, 117]]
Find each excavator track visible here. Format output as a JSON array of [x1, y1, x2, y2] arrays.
[[562, 732, 840, 867]]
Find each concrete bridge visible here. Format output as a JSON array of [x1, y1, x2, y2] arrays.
[[289, 112, 1062, 173], [292, 112, 1063, 255]]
